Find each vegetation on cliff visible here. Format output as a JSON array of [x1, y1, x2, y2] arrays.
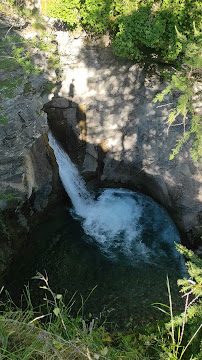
[[0, 1, 60, 125], [154, 26, 202, 162], [40, 0, 202, 63]]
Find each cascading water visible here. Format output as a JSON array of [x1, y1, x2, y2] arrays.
[[48, 132, 92, 215], [5, 132, 186, 328], [48, 132, 185, 270]]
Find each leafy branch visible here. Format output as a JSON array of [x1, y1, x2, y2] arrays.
[[154, 24, 202, 162]]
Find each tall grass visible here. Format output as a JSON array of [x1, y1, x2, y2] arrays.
[[153, 276, 202, 360], [0, 246, 201, 359]]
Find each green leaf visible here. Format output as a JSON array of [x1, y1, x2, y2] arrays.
[[53, 307, 60, 317], [101, 347, 108, 356], [56, 294, 62, 300]]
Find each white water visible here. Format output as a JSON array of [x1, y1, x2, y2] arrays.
[[48, 132, 183, 267], [48, 132, 92, 216]]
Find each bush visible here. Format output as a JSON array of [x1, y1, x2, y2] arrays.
[[42, 0, 81, 28], [41, 0, 202, 62], [80, 0, 112, 34], [113, 1, 202, 62]]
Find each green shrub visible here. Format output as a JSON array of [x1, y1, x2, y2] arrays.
[[113, 1, 202, 62], [41, 0, 202, 62], [44, 0, 81, 29], [80, 0, 111, 34]]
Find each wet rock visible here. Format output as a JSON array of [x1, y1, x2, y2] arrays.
[[82, 143, 98, 173]]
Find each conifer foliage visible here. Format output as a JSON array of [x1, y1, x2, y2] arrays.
[[154, 26, 202, 161]]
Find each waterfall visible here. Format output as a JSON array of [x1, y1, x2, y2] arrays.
[[48, 132, 93, 216], [48, 132, 185, 269]]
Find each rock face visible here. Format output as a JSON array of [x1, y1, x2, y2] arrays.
[[45, 31, 202, 243], [0, 131, 62, 276], [0, 13, 63, 277]]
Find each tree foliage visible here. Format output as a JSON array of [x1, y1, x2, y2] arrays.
[[80, 0, 112, 34], [42, 0, 81, 28], [154, 26, 202, 161], [41, 0, 202, 62]]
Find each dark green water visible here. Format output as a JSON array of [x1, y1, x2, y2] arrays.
[[6, 202, 185, 329]]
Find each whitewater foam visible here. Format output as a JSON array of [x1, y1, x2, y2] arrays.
[[48, 132, 184, 268]]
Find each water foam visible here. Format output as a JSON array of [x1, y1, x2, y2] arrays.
[[48, 132, 183, 268]]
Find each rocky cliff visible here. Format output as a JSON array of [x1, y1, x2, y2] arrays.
[[0, 10, 201, 276], [45, 31, 202, 241], [0, 10, 62, 276]]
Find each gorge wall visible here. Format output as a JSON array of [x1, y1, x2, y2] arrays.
[[0, 12, 63, 276], [0, 13, 201, 276], [45, 31, 202, 241]]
